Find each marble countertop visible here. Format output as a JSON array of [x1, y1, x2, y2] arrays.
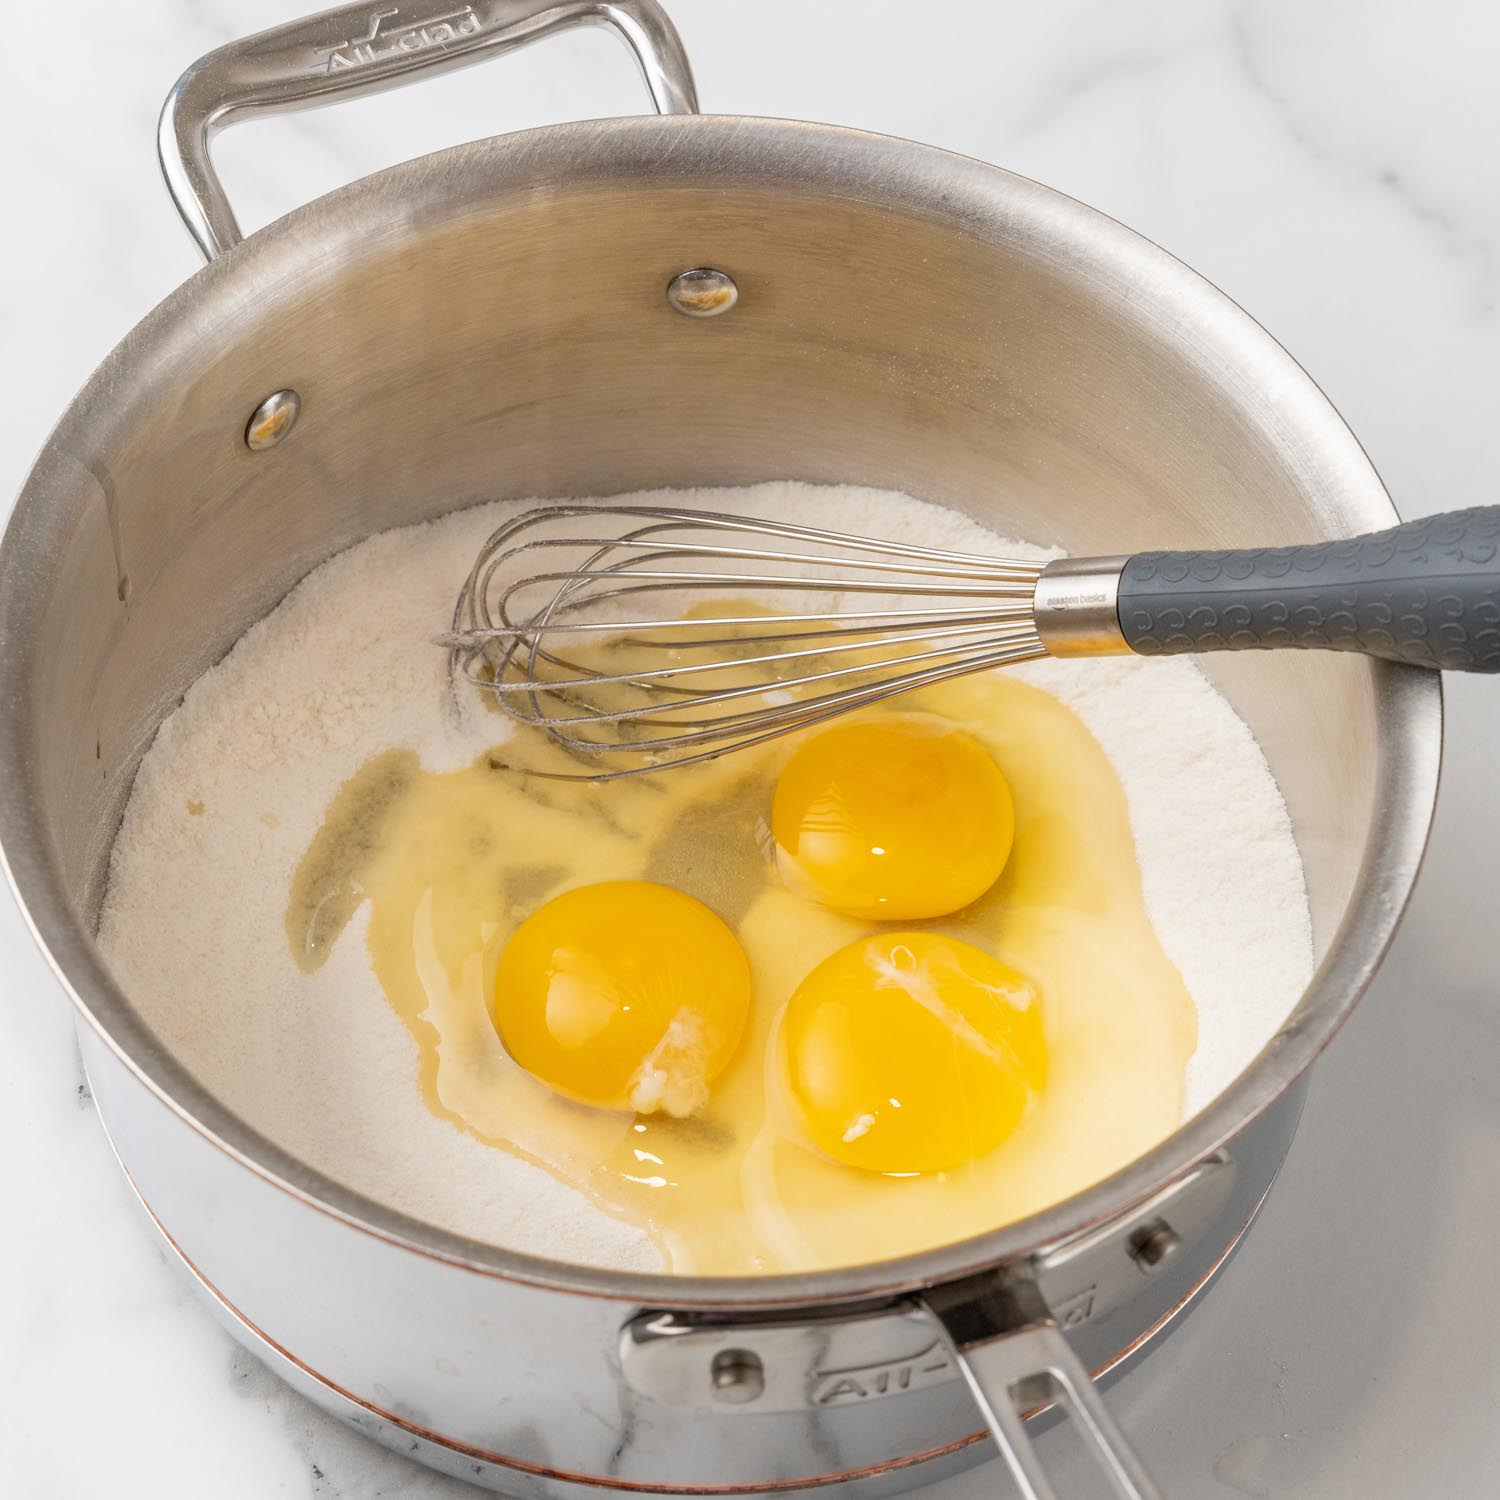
[[3, 1, 1498, 1494]]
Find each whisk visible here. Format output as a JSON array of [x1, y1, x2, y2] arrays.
[[443, 504, 1500, 778]]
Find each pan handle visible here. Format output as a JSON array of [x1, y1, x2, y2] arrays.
[[923, 1275, 1164, 1500], [159, 0, 698, 261]]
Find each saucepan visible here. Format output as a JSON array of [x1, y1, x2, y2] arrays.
[[0, 2, 1440, 1495]]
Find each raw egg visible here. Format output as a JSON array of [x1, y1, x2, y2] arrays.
[[781, 931, 1047, 1173], [771, 716, 1014, 919], [291, 615, 1195, 1274], [492, 880, 751, 1116]]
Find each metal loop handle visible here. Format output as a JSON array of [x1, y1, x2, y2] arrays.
[[158, 0, 698, 260], [925, 1277, 1164, 1500]]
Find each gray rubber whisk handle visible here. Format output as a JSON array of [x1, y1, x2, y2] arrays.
[[1113, 506, 1500, 671]]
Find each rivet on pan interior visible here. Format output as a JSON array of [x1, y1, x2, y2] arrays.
[[667, 267, 738, 318], [245, 389, 302, 450]]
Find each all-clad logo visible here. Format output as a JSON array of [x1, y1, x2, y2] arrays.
[[312, 6, 481, 72], [1055, 1284, 1097, 1328], [811, 1341, 952, 1405]]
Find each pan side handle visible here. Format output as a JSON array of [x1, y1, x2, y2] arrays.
[[159, 0, 698, 260], [923, 1274, 1165, 1500]]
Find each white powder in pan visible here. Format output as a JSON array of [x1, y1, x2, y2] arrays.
[[96, 482, 1313, 1271]]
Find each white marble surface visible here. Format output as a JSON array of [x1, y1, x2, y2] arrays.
[[3, 1, 1499, 1494]]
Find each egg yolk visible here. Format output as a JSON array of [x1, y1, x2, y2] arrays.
[[781, 931, 1046, 1173], [771, 716, 1014, 921], [493, 881, 751, 1117]]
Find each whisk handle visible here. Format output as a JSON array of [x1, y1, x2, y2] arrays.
[[1111, 506, 1500, 672]]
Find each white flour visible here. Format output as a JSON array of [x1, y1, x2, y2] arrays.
[[97, 483, 1313, 1271]]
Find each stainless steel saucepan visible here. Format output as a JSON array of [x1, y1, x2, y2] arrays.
[[0, 3, 1440, 1496]]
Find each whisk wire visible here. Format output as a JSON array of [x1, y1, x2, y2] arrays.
[[446, 505, 1047, 779], [483, 620, 1045, 724]]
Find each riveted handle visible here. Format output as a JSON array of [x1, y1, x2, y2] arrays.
[[923, 1277, 1164, 1500], [1116, 506, 1500, 671], [159, 0, 698, 260]]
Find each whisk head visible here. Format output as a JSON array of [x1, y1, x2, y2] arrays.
[[442, 505, 1048, 778]]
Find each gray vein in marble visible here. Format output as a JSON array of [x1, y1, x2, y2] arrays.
[[997, 28, 1223, 151], [1231, 3, 1499, 317]]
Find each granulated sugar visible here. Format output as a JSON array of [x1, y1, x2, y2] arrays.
[[97, 482, 1313, 1270]]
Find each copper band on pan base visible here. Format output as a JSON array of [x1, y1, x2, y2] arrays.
[[114, 1156, 1277, 1495]]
